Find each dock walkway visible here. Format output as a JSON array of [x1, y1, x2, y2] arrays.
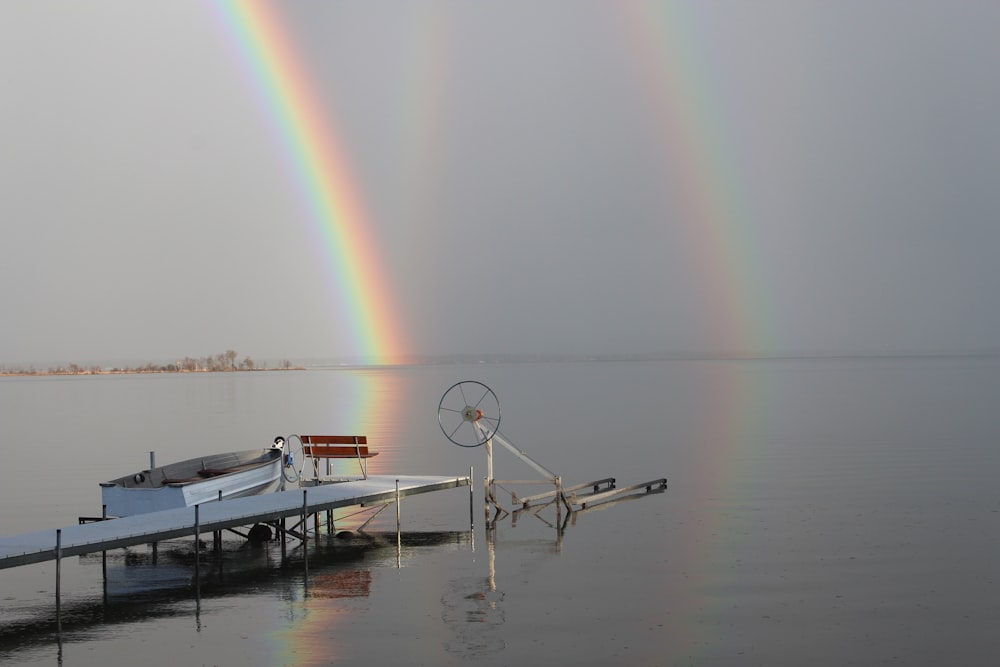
[[0, 474, 469, 570]]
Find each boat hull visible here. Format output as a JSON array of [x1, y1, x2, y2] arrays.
[[100, 448, 282, 517]]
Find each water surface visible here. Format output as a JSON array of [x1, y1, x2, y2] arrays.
[[1, 358, 997, 665]]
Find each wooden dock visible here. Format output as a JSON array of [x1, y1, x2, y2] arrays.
[[0, 474, 470, 570]]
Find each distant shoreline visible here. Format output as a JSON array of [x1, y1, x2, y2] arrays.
[[0, 366, 306, 377], [0, 351, 303, 377], [0, 366, 305, 377], [3, 350, 999, 377]]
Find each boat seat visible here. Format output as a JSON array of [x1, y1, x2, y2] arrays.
[[198, 469, 231, 478], [300, 435, 378, 479], [161, 477, 202, 485], [198, 461, 269, 478]]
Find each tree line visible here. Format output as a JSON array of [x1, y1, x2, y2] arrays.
[[0, 351, 300, 376]]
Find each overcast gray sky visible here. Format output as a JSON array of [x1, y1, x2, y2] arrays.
[[3, 1, 999, 365]]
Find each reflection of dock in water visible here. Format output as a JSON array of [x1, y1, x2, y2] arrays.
[[0, 529, 473, 649]]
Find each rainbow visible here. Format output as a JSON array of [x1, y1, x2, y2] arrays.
[[207, 9, 412, 659], [207, 5, 405, 656], [616, 3, 770, 357], [613, 5, 775, 662], [211, 0, 404, 365]]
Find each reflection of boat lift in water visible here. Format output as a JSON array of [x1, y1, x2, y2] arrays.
[[450, 487, 673, 657], [437, 381, 667, 526]]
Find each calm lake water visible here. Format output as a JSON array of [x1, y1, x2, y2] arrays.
[[1, 358, 998, 666]]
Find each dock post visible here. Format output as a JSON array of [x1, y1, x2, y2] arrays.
[[194, 505, 200, 586], [101, 504, 108, 582], [214, 491, 223, 554], [195, 505, 202, 625], [302, 490, 308, 541], [101, 503, 108, 603], [302, 490, 309, 591], [55, 529, 62, 630], [396, 480, 401, 567], [150, 451, 155, 470]]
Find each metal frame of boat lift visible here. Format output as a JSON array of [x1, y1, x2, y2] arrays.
[[474, 422, 667, 523], [436, 380, 667, 524]]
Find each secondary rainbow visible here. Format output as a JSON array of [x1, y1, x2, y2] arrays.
[[614, 4, 777, 663], [211, 0, 404, 365], [617, 3, 770, 356]]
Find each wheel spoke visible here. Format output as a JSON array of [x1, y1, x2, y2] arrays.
[[473, 387, 489, 410], [459, 383, 471, 407]]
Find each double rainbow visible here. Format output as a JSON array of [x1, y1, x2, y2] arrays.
[[208, 3, 768, 663]]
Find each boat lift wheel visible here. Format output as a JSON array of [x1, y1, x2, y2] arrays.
[[437, 380, 501, 448]]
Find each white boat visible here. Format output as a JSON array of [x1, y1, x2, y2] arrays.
[[100, 447, 283, 517]]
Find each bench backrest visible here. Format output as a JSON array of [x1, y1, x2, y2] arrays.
[[301, 435, 367, 446], [300, 435, 375, 458]]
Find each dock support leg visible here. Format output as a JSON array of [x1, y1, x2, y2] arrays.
[[301, 490, 308, 542], [55, 529, 62, 632], [194, 505, 200, 585], [214, 490, 222, 555], [301, 490, 309, 592], [101, 504, 108, 589], [395, 480, 401, 533], [396, 480, 402, 568]]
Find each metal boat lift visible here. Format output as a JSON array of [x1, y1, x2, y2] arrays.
[[437, 381, 667, 523]]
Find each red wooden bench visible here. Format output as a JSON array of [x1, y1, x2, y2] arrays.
[[300, 435, 378, 479]]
